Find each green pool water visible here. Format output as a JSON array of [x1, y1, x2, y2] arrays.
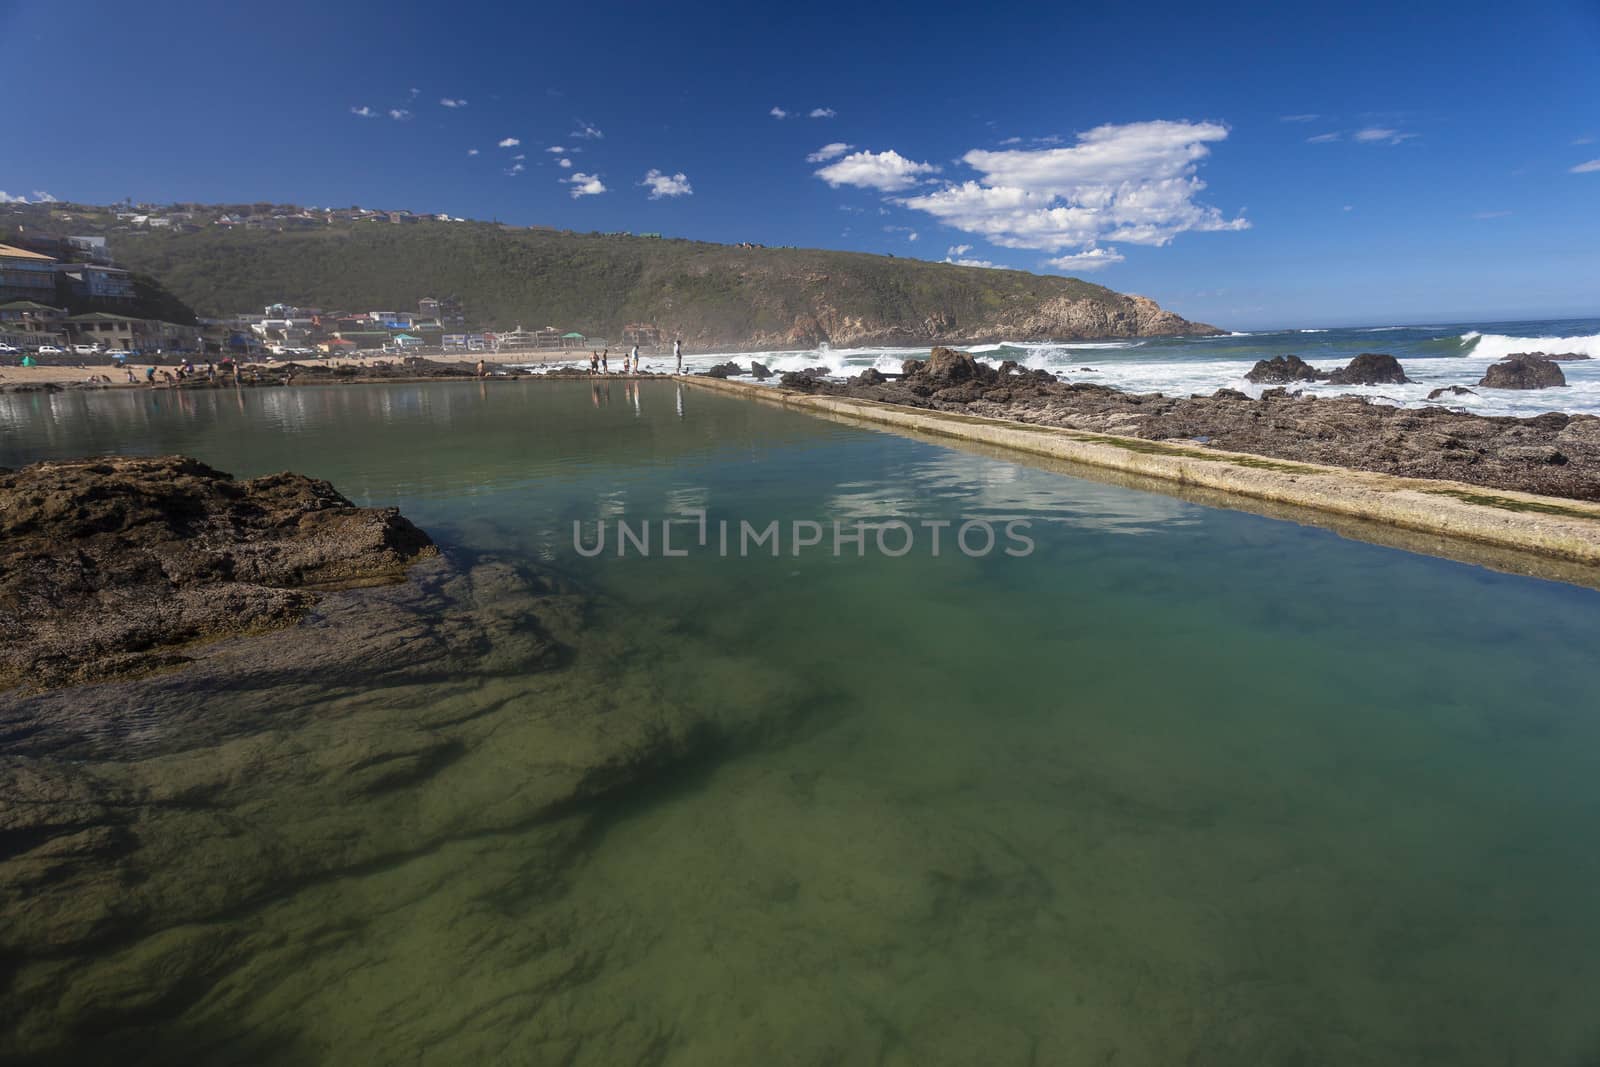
[[3, 380, 1600, 1065]]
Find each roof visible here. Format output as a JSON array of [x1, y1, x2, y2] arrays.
[[561, 331, 585, 339], [0, 300, 65, 312], [0, 243, 56, 262]]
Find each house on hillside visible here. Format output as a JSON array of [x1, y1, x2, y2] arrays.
[[57, 263, 136, 304], [0, 243, 59, 303]]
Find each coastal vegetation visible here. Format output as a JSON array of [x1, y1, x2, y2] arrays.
[[3, 202, 1217, 348]]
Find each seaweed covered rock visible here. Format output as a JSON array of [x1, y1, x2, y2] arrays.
[[0, 456, 437, 690]]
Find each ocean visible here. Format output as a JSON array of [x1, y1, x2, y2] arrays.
[[634, 316, 1600, 418]]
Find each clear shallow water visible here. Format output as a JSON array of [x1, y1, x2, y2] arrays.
[[530, 316, 1600, 418], [4, 381, 1600, 1064]]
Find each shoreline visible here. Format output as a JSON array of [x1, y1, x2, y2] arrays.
[[679, 374, 1600, 579]]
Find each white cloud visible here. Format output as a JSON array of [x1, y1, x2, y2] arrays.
[[895, 120, 1248, 254], [642, 169, 693, 199], [998, 136, 1023, 145], [440, 97, 468, 108], [351, 105, 378, 118], [1280, 113, 1320, 122], [815, 149, 940, 192], [467, 148, 480, 156], [1354, 127, 1415, 145], [1574, 136, 1596, 146], [498, 137, 520, 148], [809, 108, 836, 119], [1032, 134, 1064, 145], [0, 191, 28, 203], [546, 146, 567, 154], [1306, 132, 1340, 143], [409, 87, 420, 98], [1571, 159, 1600, 174], [388, 108, 412, 121], [942, 246, 1003, 269], [908, 231, 918, 241], [513, 153, 525, 160], [30, 190, 59, 203], [507, 162, 525, 176], [567, 172, 607, 198], [769, 106, 788, 119], [558, 158, 573, 168], [1046, 247, 1126, 272], [1342, 204, 1353, 211], [806, 142, 854, 163], [571, 120, 604, 140]]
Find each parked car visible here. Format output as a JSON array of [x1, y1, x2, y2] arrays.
[[0, 343, 20, 355], [38, 345, 65, 355], [71, 344, 101, 356]]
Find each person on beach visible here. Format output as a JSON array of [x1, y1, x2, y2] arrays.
[[601, 349, 609, 374], [475, 358, 487, 379], [590, 351, 599, 375], [674, 338, 682, 373], [145, 365, 157, 384], [630, 344, 640, 374]]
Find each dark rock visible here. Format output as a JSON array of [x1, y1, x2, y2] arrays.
[[779, 371, 825, 391], [1245, 355, 1326, 384], [913, 346, 998, 385], [702, 361, 744, 379], [0, 456, 436, 690], [1327, 353, 1412, 385], [1513, 351, 1591, 362], [1479, 354, 1566, 390], [1212, 388, 1249, 400], [1428, 386, 1478, 400], [749, 361, 772, 379], [849, 368, 887, 386]]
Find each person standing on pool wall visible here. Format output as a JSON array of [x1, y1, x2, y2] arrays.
[[674, 337, 682, 373], [630, 343, 641, 375]]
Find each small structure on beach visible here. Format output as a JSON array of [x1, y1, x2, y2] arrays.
[[621, 323, 661, 347]]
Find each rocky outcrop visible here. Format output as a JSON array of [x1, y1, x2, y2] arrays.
[[1429, 386, 1478, 401], [0, 456, 436, 690], [1479, 355, 1566, 390], [1514, 351, 1591, 361], [1327, 353, 1412, 385], [0, 546, 823, 1063], [702, 361, 744, 379], [1245, 355, 1325, 384], [779, 348, 1600, 501], [749, 361, 773, 379]]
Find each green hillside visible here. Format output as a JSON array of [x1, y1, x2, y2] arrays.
[[4, 203, 1218, 347]]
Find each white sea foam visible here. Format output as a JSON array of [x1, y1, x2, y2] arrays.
[[1461, 331, 1600, 361]]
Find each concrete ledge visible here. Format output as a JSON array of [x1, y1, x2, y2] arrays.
[[678, 375, 1600, 572]]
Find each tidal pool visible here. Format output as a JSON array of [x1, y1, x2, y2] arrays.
[[3, 380, 1599, 1065]]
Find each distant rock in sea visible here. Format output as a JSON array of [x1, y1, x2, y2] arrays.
[[1245, 355, 1325, 384], [1327, 353, 1412, 385], [1479, 354, 1567, 390], [1428, 386, 1478, 400]]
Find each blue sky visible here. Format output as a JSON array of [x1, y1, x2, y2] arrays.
[[4, 0, 1597, 329]]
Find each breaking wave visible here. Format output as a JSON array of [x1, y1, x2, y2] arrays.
[[1460, 331, 1600, 361]]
